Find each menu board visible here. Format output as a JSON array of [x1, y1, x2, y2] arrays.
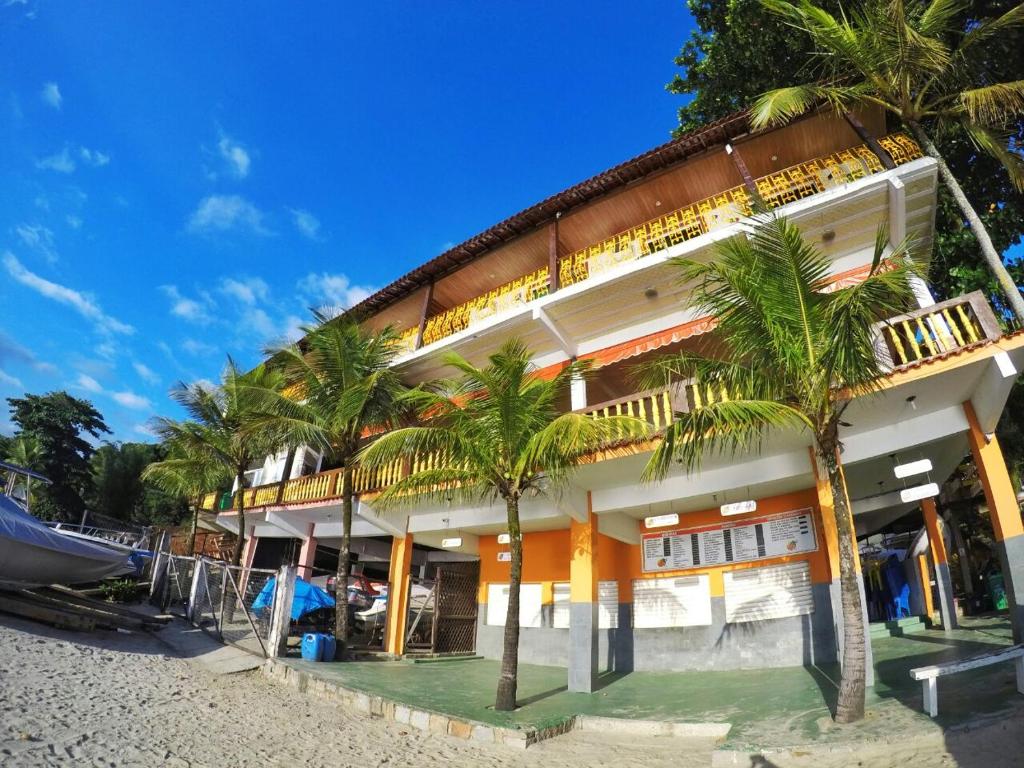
[[641, 508, 817, 573]]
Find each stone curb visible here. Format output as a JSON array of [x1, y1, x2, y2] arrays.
[[261, 659, 575, 749], [575, 714, 731, 740]]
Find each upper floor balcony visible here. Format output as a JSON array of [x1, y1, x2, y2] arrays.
[[201, 290, 1001, 514], [389, 132, 924, 359]]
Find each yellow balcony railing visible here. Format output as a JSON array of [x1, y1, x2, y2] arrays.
[[877, 291, 1000, 369]]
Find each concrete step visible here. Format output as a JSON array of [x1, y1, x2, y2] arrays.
[[869, 616, 928, 639]]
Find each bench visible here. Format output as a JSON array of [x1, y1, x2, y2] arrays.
[[909, 644, 1024, 717]]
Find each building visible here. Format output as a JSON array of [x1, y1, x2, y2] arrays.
[[201, 107, 1024, 692]]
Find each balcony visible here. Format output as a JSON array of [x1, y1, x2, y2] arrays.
[[394, 133, 924, 356]]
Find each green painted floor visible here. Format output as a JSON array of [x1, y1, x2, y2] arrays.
[[283, 615, 1019, 748]]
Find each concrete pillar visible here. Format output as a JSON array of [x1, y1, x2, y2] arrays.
[[384, 530, 413, 656], [242, 529, 258, 570], [297, 523, 317, 582], [916, 554, 935, 623], [922, 499, 958, 630], [965, 401, 1024, 642], [568, 496, 599, 693], [267, 565, 297, 657], [570, 374, 587, 411], [812, 450, 874, 685]]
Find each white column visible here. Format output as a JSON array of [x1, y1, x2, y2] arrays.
[[570, 373, 587, 411], [267, 565, 298, 658]]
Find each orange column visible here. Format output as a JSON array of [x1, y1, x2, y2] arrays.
[[921, 498, 956, 629], [965, 400, 1024, 641], [568, 496, 599, 693], [916, 554, 935, 621], [384, 527, 413, 656], [297, 523, 317, 581]]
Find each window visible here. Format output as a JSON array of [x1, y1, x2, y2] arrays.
[[486, 583, 542, 627], [632, 575, 712, 628], [723, 562, 813, 623], [551, 581, 620, 629]]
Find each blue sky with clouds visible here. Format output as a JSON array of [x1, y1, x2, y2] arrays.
[[0, 1, 696, 440]]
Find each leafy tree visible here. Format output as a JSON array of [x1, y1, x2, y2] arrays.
[[91, 441, 192, 527], [750, 0, 1024, 318], [150, 361, 285, 565], [7, 392, 110, 522], [143, 450, 230, 553], [667, 0, 1024, 311], [639, 216, 917, 722], [257, 314, 408, 659], [360, 340, 648, 711], [3, 434, 42, 508]]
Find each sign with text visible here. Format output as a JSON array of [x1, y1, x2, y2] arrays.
[[641, 508, 817, 573]]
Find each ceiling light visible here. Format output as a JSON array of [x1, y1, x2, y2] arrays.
[[644, 513, 679, 528], [721, 499, 757, 516], [497, 551, 511, 562], [497, 533, 510, 544], [900, 483, 939, 503], [644, 287, 659, 299], [441, 537, 463, 549], [894, 458, 932, 479]]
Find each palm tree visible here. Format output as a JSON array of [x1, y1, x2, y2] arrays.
[[150, 360, 284, 566], [4, 435, 41, 508], [359, 340, 649, 711], [751, 0, 1024, 319], [257, 313, 408, 659], [143, 451, 230, 555], [638, 215, 917, 723]]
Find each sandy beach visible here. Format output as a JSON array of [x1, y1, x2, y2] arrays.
[[1, 614, 1020, 768]]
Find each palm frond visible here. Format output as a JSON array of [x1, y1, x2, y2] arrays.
[[964, 123, 1024, 191], [958, 81, 1024, 125]]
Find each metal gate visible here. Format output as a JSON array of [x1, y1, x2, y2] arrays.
[[404, 564, 479, 655], [191, 558, 276, 657], [164, 555, 196, 616]]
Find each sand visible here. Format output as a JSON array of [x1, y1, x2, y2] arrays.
[[0, 614, 1019, 768]]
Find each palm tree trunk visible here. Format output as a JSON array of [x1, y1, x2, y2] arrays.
[[906, 120, 1024, 321], [334, 462, 353, 661], [231, 471, 246, 566], [187, 498, 199, 556], [820, 447, 867, 723], [495, 494, 522, 712]]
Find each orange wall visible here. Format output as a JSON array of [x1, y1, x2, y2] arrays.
[[478, 488, 834, 603]]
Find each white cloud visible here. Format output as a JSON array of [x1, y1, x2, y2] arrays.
[[182, 338, 217, 356], [220, 276, 268, 305], [191, 378, 218, 392], [161, 285, 212, 324], [243, 307, 277, 339], [36, 147, 75, 173], [76, 373, 102, 393], [95, 341, 117, 359], [79, 146, 110, 167], [0, 369, 24, 389], [112, 390, 152, 410], [14, 223, 58, 263], [289, 208, 322, 241], [0, 330, 56, 375], [298, 272, 375, 310], [133, 361, 160, 385], [40, 82, 61, 110], [3, 252, 134, 335], [66, 215, 82, 229], [281, 314, 305, 343], [187, 195, 270, 236], [133, 423, 157, 438], [218, 134, 251, 178]]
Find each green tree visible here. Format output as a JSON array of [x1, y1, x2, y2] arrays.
[[360, 340, 648, 711], [258, 314, 408, 659], [748, 0, 1024, 318], [150, 361, 285, 565], [7, 392, 110, 522], [3, 434, 42, 508], [91, 441, 192, 527], [143, 450, 230, 554], [639, 216, 917, 722], [667, 0, 1024, 313]]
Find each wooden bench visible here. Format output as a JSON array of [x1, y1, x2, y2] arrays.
[[909, 644, 1024, 717]]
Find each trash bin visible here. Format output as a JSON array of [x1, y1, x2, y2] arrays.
[[987, 572, 1008, 611]]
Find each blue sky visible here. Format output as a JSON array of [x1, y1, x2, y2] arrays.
[[0, 1, 696, 440]]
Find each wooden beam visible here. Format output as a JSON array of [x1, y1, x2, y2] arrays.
[[548, 214, 561, 294], [844, 111, 896, 170], [414, 281, 434, 350], [726, 143, 763, 207]]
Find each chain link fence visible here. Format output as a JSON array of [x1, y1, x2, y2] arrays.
[[189, 558, 276, 657], [164, 555, 196, 617]]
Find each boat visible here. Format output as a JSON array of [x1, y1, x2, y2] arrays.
[[0, 461, 134, 588]]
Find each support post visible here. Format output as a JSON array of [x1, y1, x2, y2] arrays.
[[148, 530, 170, 603], [297, 523, 317, 581], [267, 565, 298, 658], [548, 214, 561, 295], [187, 557, 206, 625], [384, 528, 414, 656], [725, 143, 763, 205], [414, 282, 434, 350], [568, 494, 599, 693], [843, 111, 896, 169], [922, 498, 958, 630], [917, 554, 935, 623], [965, 401, 1024, 642]]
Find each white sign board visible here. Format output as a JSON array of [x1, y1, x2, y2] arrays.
[[641, 508, 817, 573]]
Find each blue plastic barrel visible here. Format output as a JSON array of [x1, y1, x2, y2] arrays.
[[301, 632, 324, 661], [321, 634, 337, 662]]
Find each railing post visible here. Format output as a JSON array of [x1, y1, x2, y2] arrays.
[[549, 214, 562, 295], [415, 282, 434, 350], [148, 530, 170, 605], [187, 557, 206, 625], [267, 565, 297, 658]]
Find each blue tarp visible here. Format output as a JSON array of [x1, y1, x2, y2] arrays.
[[252, 577, 336, 620]]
